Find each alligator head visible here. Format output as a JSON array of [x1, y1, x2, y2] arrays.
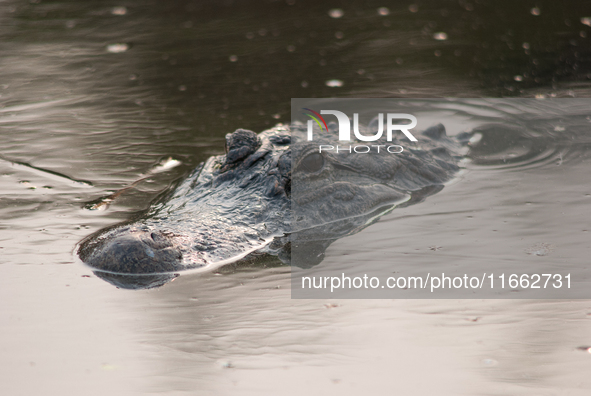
[[77, 122, 468, 289]]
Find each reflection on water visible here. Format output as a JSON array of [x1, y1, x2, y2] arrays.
[[1, 0, 591, 394]]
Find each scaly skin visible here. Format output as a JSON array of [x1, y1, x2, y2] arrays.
[[78, 123, 469, 288]]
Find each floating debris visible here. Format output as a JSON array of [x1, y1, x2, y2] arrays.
[[433, 32, 448, 41], [377, 7, 390, 16], [111, 6, 127, 15], [328, 9, 344, 19], [106, 43, 128, 53], [151, 157, 182, 174], [325, 79, 343, 87]]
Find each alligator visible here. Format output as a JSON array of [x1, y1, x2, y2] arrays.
[[77, 122, 470, 289]]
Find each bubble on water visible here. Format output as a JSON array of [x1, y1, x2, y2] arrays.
[[328, 9, 344, 18], [178, 85, 187, 91], [433, 32, 448, 40], [582, 17, 591, 26], [409, 4, 418, 13], [219, 361, 234, 369], [106, 43, 129, 53], [287, 45, 296, 52], [325, 79, 343, 87], [246, 32, 254, 39], [530, 7, 541, 16], [514, 75, 523, 81], [434, 50, 442, 57], [65, 20, 76, 28], [522, 42, 530, 49], [481, 358, 498, 367], [525, 243, 553, 256], [335, 31, 344, 39], [377, 7, 390, 16], [554, 126, 565, 131], [272, 114, 281, 119], [111, 6, 127, 15], [229, 55, 238, 62], [301, 81, 308, 88]]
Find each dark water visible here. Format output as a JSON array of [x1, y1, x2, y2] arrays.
[[2, 1, 591, 394]]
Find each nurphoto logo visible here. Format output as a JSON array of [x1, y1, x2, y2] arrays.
[[303, 108, 418, 142], [302, 108, 417, 154]]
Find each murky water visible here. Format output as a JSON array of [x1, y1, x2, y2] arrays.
[[2, 1, 591, 394]]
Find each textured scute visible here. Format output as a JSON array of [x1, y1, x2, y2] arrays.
[[224, 129, 261, 165]]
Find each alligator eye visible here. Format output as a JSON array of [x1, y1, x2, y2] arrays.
[[299, 153, 324, 173]]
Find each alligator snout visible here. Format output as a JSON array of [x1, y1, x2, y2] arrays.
[[78, 228, 184, 274]]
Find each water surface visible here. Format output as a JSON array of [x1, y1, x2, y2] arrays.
[[2, 1, 591, 394]]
